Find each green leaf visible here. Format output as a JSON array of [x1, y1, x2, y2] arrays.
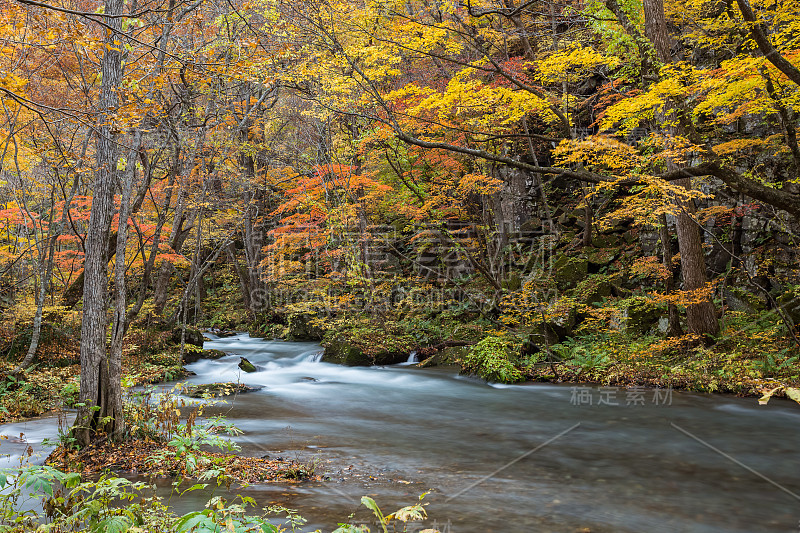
[[92, 516, 132, 533], [175, 510, 214, 532], [360, 495, 386, 529], [63, 472, 81, 489], [182, 483, 208, 494], [360, 496, 380, 514], [26, 475, 53, 497]]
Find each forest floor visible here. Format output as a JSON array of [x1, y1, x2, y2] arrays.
[[0, 323, 189, 423], [0, 350, 186, 424], [46, 439, 323, 484], [519, 324, 798, 398]]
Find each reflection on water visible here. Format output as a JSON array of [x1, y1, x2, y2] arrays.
[[2, 333, 799, 532]]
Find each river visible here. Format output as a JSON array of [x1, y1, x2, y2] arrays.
[[3, 333, 800, 532]]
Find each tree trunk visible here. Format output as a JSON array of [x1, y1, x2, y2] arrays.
[[658, 215, 683, 337], [227, 243, 253, 312], [108, 131, 140, 442], [10, 209, 52, 374], [60, 233, 117, 308], [673, 187, 719, 336], [242, 201, 266, 316], [73, 0, 125, 447], [152, 206, 191, 316], [12, 175, 80, 374], [644, 0, 719, 337]]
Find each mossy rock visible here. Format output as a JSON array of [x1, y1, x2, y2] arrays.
[[207, 328, 237, 338], [618, 296, 663, 334], [321, 337, 408, 366], [529, 299, 580, 344], [286, 313, 325, 341], [183, 349, 227, 365], [238, 357, 257, 373], [777, 288, 800, 325], [322, 339, 370, 365], [724, 288, 767, 314], [320, 319, 416, 366], [171, 326, 204, 348], [584, 247, 618, 269], [572, 274, 617, 305], [418, 346, 468, 368], [183, 382, 262, 398], [537, 314, 576, 345], [552, 254, 589, 289], [591, 234, 621, 248]]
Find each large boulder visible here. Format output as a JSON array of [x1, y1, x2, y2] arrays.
[[572, 275, 615, 305], [531, 298, 580, 344], [321, 338, 408, 366], [418, 345, 467, 368], [617, 296, 662, 335], [724, 288, 766, 314], [591, 234, 621, 248], [321, 338, 370, 365], [552, 254, 589, 290], [584, 248, 618, 271], [171, 326, 204, 348], [183, 349, 227, 365], [286, 313, 325, 341]]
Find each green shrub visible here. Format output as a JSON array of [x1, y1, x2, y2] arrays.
[[0, 465, 434, 533], [60, 381, 80, 407], [461, 336, 523, 383], [552, 337, 613, 373]]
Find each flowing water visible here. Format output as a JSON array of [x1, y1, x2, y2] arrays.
[[3, 333, 800, 532]]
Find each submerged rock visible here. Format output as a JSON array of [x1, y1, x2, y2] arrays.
[[183, 382, 262, 398], [207, 327, 237, 337], [238, 357, 257, 373]]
